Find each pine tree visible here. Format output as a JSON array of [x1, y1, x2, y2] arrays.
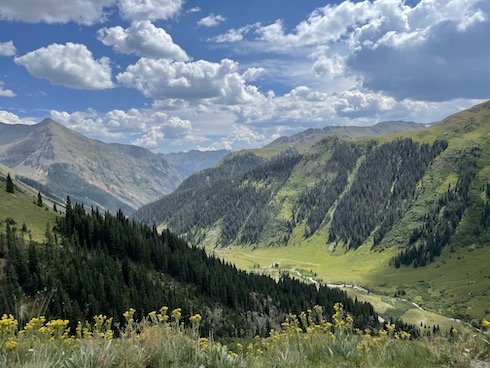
[[53, 203, 58, 212], [6, 173, 14, 193], [37, 192, 43, 207]]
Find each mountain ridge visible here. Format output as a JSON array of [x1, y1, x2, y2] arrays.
[[265, 120, 426, 150], [0, 119, 184, 213]]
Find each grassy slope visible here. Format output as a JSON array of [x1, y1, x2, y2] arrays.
[[0, 164, 59, 242]]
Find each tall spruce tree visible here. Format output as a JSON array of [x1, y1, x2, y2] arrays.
[[6, 173, 14, 193], [37, 192, 43, 207]]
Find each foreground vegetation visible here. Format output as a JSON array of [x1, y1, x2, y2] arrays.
[[1, 304, 489, 367]]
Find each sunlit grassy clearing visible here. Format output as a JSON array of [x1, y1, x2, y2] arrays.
[[0, 177, 59, 243]]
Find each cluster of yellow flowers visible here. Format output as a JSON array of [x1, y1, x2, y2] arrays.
[[0, 315, 18, 350], [1, 305, 488, 365], [75, 314, 114, 340], [1, 314, 72, 350], [0, 306, 207, 352], [189, 313, 202, 325], [0, 314, 18, 335]]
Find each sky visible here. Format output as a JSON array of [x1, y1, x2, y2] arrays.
[[0, 0, 489, 153]]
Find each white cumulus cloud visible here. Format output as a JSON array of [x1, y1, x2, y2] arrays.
[[214, 0, 490, 102], [14, 43, 115, 90], [197, 14, 226, 27], [117, 58, 265, 104], [0, 111, 25, 124], [211, 24, 258, 43], [204, 124, 266, 151], [98, 21, 190, 60], [186, 7, 201, 14], [0, 41, 16, 56], [50, 107, 196, 150], [0, 81, 15, 97], [0, 0, 115, 25], [118, 0, 183, 21]]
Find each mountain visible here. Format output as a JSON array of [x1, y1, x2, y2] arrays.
[[0, 118, 184, 213], [132, 101, 490, 323], [0, 170, 380, 337], [159, 149, 229, 177], [265, 120, 426, 151]]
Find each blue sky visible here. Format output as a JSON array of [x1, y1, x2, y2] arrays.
[[0, 0, 489, 153]]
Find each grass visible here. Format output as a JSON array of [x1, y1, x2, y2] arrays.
[[214, 238, 490, 329], [1, 304, 489, 368], [0, 174, 60, 243]]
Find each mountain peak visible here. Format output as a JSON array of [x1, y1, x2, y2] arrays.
[[39, 118, 59, 126]]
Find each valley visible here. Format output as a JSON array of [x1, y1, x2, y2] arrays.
[[214, 242, 490, 331], [134, 101, 490, 330]]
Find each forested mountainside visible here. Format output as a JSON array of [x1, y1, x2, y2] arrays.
[[0, 189, 382, 337], [133, 101, 490, 268], [134, 137, 449, 254], [0, 118, 184, 213]]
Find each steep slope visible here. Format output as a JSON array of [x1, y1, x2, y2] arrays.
[[0, 119, 184, 213], [0, 164, 60, 242], [159, 149, 229, 177], [133, 101, 490, 322]]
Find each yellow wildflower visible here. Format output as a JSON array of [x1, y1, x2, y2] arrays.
[[189, 314, 202, 325], [123, 308, 136, 323], [400, 331, 411, 341], [199, 337, 209, 348], [171, 308, 182, 321], [4, 337, 17, 350], [385, 322, 395, 336], [482, 319, 490, 330]]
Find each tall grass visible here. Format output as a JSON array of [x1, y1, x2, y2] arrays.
[[1, 305, 489, 367]]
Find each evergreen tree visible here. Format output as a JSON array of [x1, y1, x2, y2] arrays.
[[6, 173, 14, 193], [37, 192, 43, 207], [53, 203, 58, 212]]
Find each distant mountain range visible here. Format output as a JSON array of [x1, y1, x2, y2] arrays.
[[0, 119, 231, 213], [0, 119, 182, 213], [0, 118, 422, 214], [159, 149, 229, 177]]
